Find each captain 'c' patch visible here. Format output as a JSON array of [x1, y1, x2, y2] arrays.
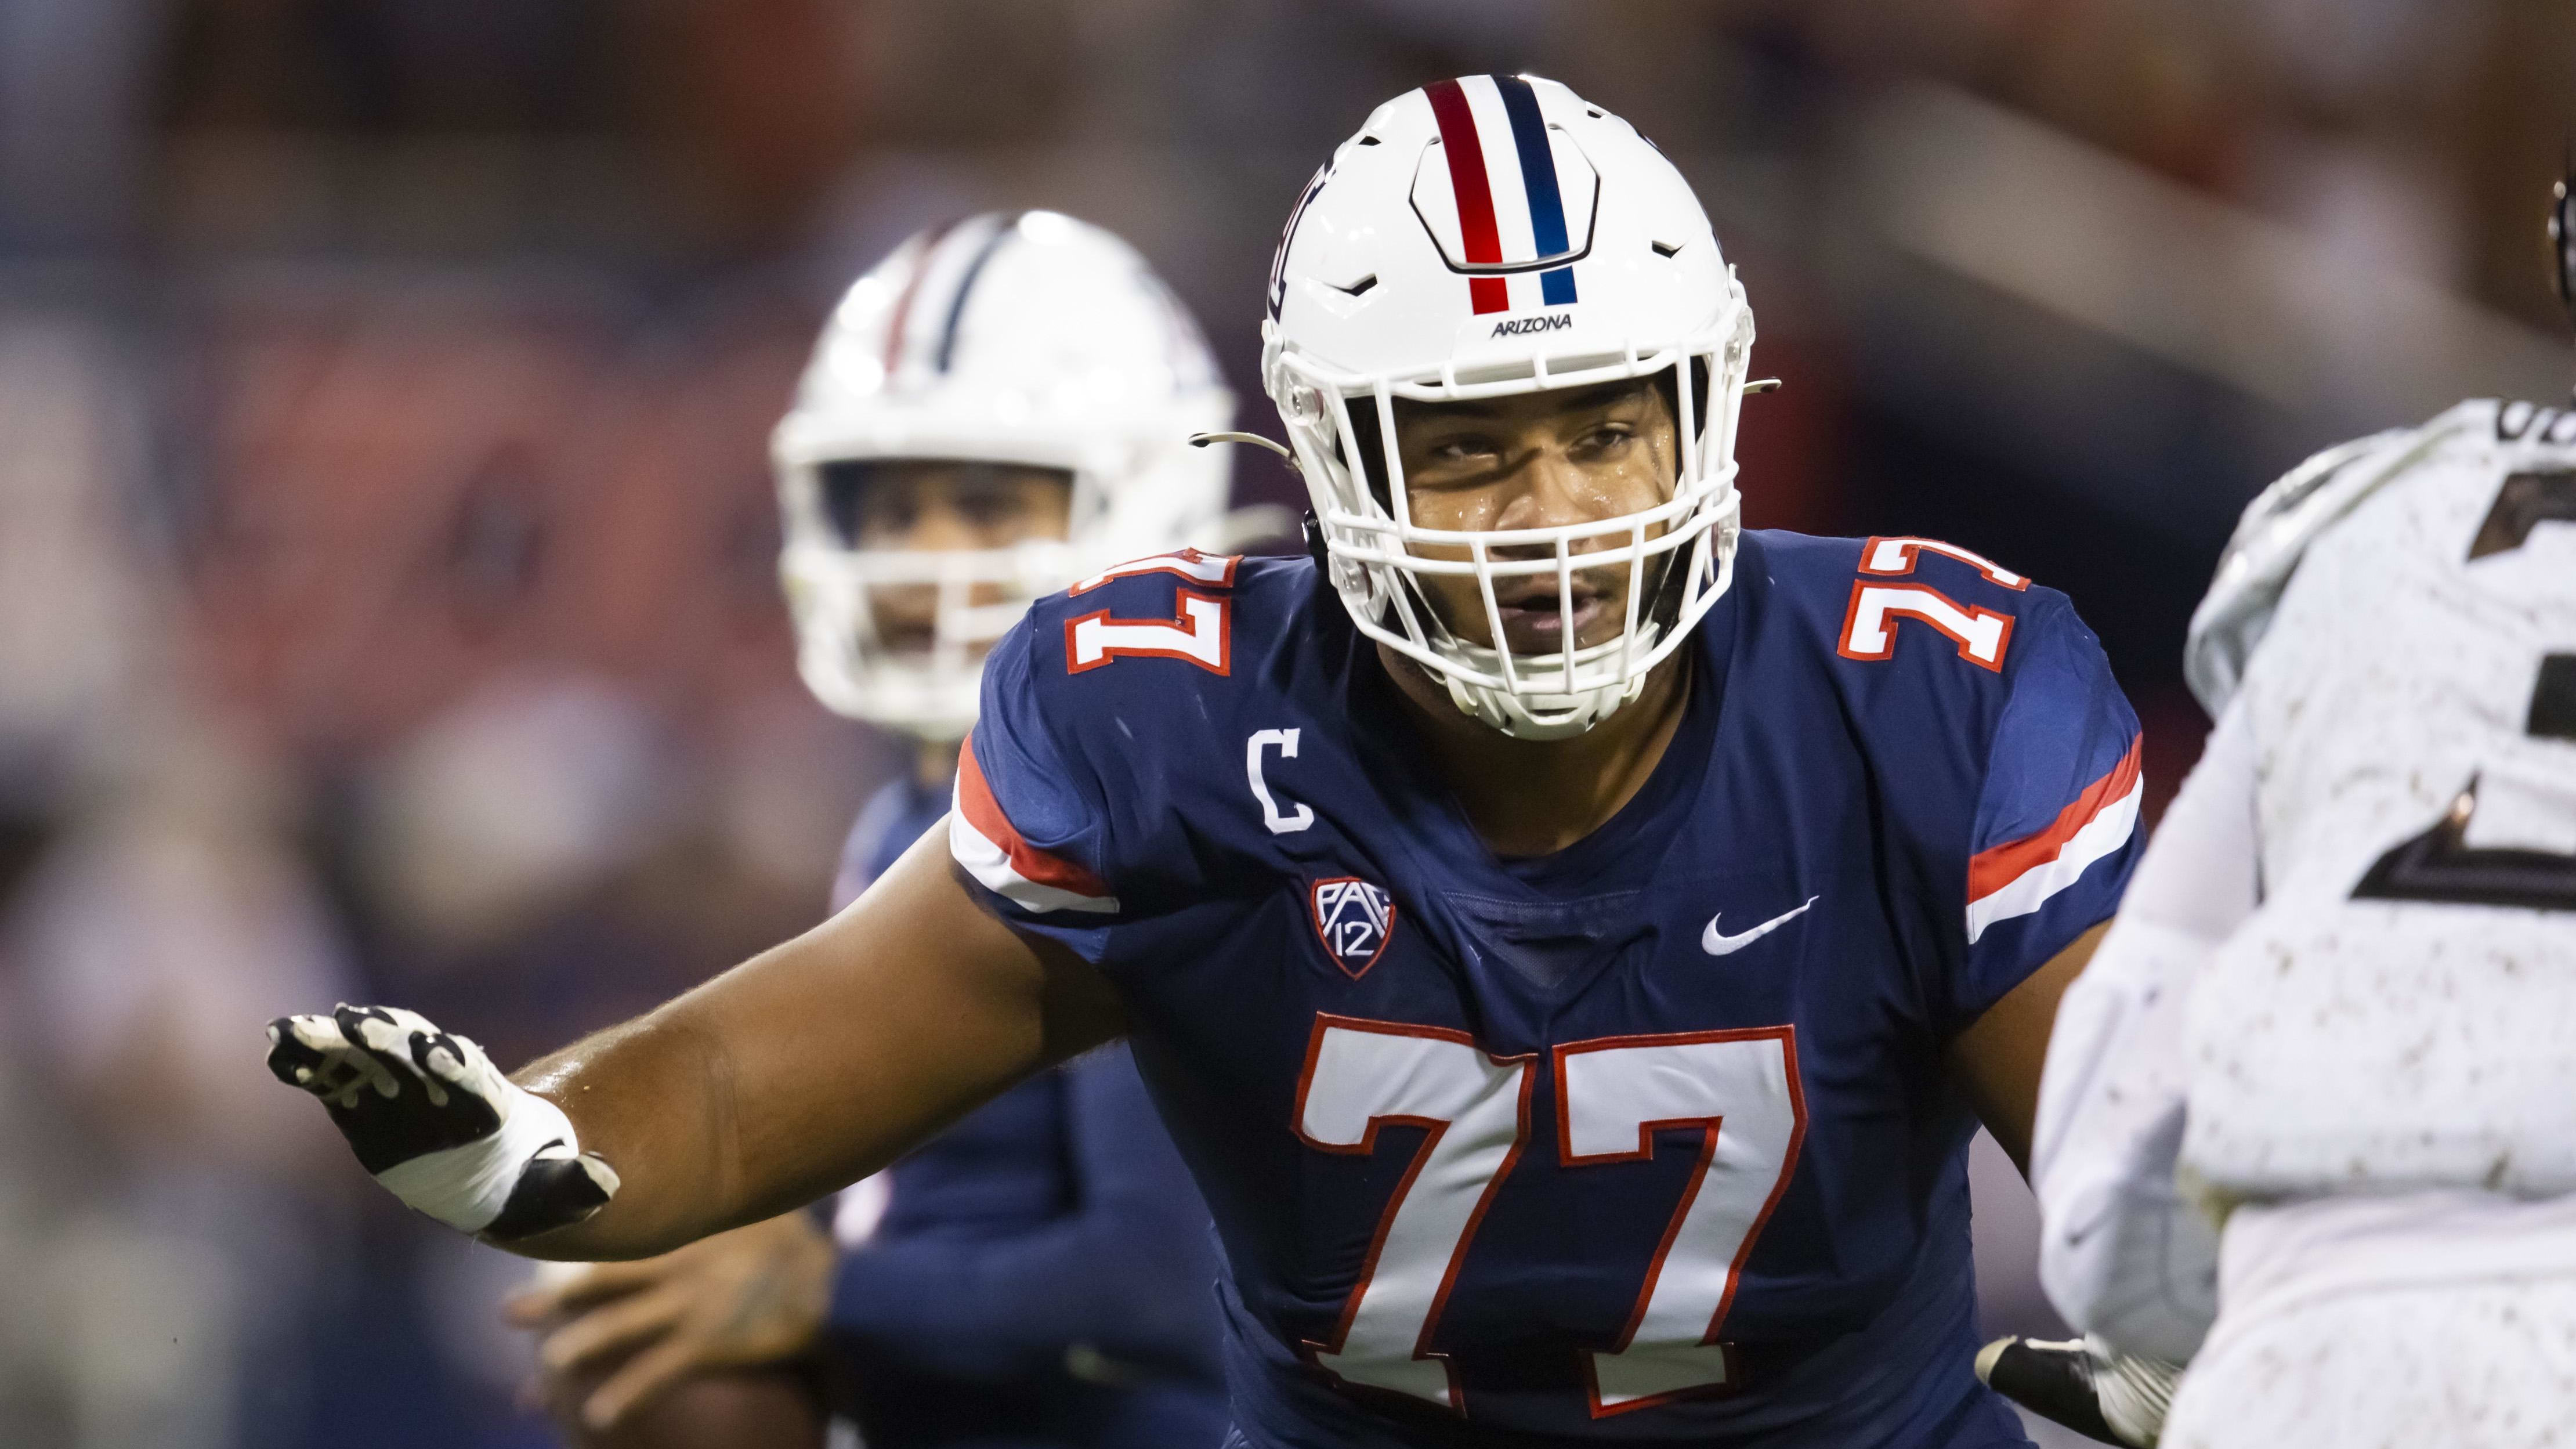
[[1309, 878, 1396, 980]]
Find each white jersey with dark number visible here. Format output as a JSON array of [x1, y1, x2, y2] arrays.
[[2184, 399, 2576, 1199], [2035, 399, 2576, 1363]]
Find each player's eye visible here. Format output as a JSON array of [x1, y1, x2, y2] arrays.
[[1422, 436, 1496, 468], [856, 492, 918, 540], [1572, 423, 1636, 457], [951, 482, 1022, 529], [822, 461, 931, 545]]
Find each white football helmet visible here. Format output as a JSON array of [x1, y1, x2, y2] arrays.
[[1262, 74, 1756, 739], [776, 211, 1235, 738]]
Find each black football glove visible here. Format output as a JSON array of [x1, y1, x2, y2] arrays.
[[1976, 1334, 2179, 1448], [267, 1004, 618, 1241]]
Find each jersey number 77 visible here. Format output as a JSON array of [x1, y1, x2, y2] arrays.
[[1291, 1015, 1806, 1419]]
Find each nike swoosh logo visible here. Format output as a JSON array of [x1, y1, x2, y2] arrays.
[[2059, 1198, 2118, 1250], [1702, 897, 1820, 956]]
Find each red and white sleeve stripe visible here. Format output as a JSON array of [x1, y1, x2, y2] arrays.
[[1965, 737, 2143, 943], [949, 733, 1120, 916]]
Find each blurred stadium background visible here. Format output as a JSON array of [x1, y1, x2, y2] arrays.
[[0, 2, 2568, 1444]]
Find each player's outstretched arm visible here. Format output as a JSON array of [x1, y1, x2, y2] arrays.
[[268, 823, 1124, 1260]]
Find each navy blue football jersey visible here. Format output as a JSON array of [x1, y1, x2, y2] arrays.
[[950, 534, 2143, 1447], [834, 772, 953, 910]]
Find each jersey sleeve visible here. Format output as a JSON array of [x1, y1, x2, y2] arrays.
[[1951, 594, 2146, 1023], [946, 558, 1276, 971], [947, 619, 1127, 955]]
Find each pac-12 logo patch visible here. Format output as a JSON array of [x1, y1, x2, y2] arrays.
[[1309, 878, 1395, 980]]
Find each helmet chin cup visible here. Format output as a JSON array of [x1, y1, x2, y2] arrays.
[[1436, 626, 1664, 740]]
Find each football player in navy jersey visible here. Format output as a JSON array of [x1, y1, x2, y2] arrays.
[[272, 81, 2144, 1449], [502, 212, 1241, 1448]]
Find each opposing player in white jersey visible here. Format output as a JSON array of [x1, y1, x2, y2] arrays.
[[510, 211, 1247, 1448], [2018, 183, 2576, 1449]]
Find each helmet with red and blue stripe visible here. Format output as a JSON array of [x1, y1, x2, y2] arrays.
[[1262, 75, 1755, 739]]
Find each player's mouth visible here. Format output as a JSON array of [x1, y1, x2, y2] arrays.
[[871, 588, 939, 653], [1492, 581, 1607, 651], [878, 620, 936, 653]]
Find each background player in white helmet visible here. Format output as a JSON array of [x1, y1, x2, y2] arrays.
[[2014, 182, 2576, 1449], [776, 208, 1243, 743], [270, 79, 2143, 1447], [505, 211, 1240, 1448]]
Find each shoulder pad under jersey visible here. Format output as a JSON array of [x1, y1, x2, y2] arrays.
[[2184, 402, 2491, 716]]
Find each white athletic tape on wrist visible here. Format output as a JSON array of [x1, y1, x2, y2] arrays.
[[374, 1079, 583, 1235]]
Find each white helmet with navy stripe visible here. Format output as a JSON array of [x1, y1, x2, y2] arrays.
[[775, 211, 1235, 738], [1262, 74, 1755, 739]]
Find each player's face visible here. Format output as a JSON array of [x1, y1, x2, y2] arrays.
[[1390, 378, 1678, 656], [831, 459, 1073, 653]]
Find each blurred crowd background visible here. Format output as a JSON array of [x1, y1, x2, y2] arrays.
[[0, 2, 2570, 1445]]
